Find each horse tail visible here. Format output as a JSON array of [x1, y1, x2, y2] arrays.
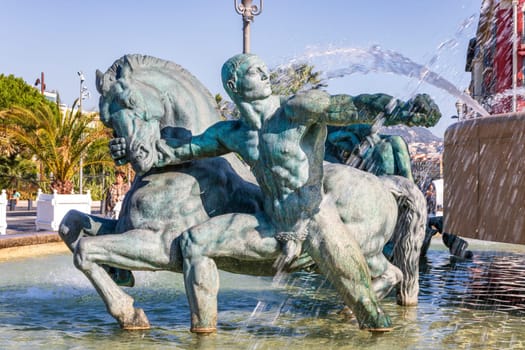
[[381, 175, 427, 306]]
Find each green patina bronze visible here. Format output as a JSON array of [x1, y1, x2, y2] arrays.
[[324, 92, 441, 181], [59, 54, 428, 333], [326, 122, 415, 181], [323, 106, 473, 260]]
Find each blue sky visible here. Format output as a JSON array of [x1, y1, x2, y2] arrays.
[[0, 0, 482, 137]]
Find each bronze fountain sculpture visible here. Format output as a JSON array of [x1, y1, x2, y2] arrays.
[[59, 53, 433, 333]]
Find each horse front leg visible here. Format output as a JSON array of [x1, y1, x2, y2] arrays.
[[72, 228, 181, 329], [74, 249, 150, 329], [73, 228, 179, 330], [60, 210, 136, 286], [59, 209, 117, 252], [75, 255, 150, 329]]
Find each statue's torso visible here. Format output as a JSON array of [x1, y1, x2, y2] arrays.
[[225, 106, 326, 230]]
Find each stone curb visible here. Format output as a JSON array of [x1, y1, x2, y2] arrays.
[[0, 232, 62, 249]]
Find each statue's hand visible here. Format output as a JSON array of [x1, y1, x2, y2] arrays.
[[402, 93, 441, 127], [109, 137, 128, 165]]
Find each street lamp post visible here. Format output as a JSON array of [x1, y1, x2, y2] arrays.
[[234, 0, 263, 54], [78, 71, 85, 194]]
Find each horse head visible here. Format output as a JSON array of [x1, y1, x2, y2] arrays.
[[97, 54, 221, 174]]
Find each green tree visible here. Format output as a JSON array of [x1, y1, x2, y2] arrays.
[[0, 154, 38, 196], [0, 74, 56, 111], [0, 100, 114, 194], [0, 74, 57, 156], [269, 63, 326, 95]]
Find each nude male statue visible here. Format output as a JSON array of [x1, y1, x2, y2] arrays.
[[110, 53, 437, 333]]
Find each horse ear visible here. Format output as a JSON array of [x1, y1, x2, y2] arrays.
[[119, 55, 135, 79], [116, 65, 132, 80], [96, 69, 105, 94]]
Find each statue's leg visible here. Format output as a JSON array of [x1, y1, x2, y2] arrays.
[[179, 212, 278, 333], [366, 253, 402, 300], [73, 228, 181, 329], [389, 136, 414, 182], [367, 141, 392, 176], [305, 202, 392, 331]]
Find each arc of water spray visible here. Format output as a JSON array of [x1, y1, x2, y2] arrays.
[[289, 46, 489, 117]]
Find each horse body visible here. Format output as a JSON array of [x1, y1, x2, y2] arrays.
[[117, 157, 259, 235], [59, 54, 425, 331]]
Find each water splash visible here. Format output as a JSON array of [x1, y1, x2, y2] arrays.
[[483, 87, 525, 112], [284, 45, 489, 117]]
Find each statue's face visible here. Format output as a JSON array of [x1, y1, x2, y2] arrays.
[[235, 57, 272, 101]]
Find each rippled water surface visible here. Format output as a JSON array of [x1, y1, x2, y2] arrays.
[[1, 240, 525, 349]]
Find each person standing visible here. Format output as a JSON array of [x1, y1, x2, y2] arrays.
[[9, 190, 20, 211], [425, 182, 437, 216], [105, 170, 130, 219]]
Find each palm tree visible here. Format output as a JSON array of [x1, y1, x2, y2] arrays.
[[0, 154, 38, 193], [0, 100, 114, 194], [269, 63, 326, 96]]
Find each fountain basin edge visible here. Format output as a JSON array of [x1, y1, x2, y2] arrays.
[[444, 112, 525, 245]]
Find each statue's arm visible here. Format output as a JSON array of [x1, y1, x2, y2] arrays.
[[284, 89, 332, 123], [285, 89, 373, 126], [321, 93, 395, 125], [156, 122, 232, 167], [284, 90, 384, 125], [285, 90, 441, 128], [325, 93, 398, 125]]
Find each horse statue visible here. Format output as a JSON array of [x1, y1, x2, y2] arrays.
[[59, 54, 426, 332]]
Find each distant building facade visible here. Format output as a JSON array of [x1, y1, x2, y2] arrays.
[[445, 0, 525, 245], [466, 0, 525, 114]]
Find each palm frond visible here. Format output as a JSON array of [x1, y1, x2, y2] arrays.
[[0, 102, 112, 193]]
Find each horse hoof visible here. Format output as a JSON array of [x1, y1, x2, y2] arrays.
[[359, 310, 392, 332], [190, 327, 217, 334], [121, 308, 150, 330], [338, 306, 354, 319], [366, 326, 393, 333]]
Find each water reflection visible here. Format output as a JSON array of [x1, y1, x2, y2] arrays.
[[0, 242, 525, 349], [421, 248, 525, 314]]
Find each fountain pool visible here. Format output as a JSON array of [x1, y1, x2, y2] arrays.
[[1, 239, 524, 349]]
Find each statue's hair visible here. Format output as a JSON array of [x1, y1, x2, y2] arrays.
[[221, 53, 258, 100]]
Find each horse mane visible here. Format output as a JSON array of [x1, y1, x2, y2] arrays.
[[97, 54, 221, 135], [97, 54, 213, 100]]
